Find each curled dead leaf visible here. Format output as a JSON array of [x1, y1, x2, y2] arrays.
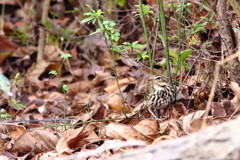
[[104, 77, 136, 94], [99, 93, 132, 113], [180, 110, 205, 134], [56, 124, 103, 156], [134, 119, 159, 138], [106, 123, 152, 143]]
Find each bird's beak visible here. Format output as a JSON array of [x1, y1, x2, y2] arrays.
[[148, 78, 154, 82]]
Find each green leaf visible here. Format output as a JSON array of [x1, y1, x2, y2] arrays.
[[180, 49, 192, 61], [186, 8, 193, 15], [0, 113, 11, 118], [98, 19, 104, 29], [81, 17, 95, 24], [169, 50, 178, 59], [122, 42, 131, 45], [114, 0, 126, 7], [90, 28, 103, 35], [61, 53, 72, 59], [49, 70, 57, 75], [62, 85, 69, 92], [112, 32, 120, 42], [109, 21, 116, 27], [84, 12, 93, 16], [14, 73, 20, 80]]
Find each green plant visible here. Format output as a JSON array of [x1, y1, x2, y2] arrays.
[[136, 1, 153, 74], [107, 0, 126, 14], [49, 69, 69, 120], [135, 4, 153, 19], [44, 21, 75, 42], [7, 73, 26, 109], [49, 53, 71, 121], [0, 111, 11, 120], [81, 5, 130, 117], [169, 49, 192, 72], [122, 41, 148, 61], [8, 99, 26, 109], [12, 26, 30, 45]]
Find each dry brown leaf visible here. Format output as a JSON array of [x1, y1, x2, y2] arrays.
[[171, 102, 187, 118], [0, 124, 26, 140], [230, 82, 240, 108], [180, 110, 205, 134], [116, 65, 130, 77], [8, 125, 26, 140], [99, 93, 132, 113], [71, 68, 83, 76], [167, 118, 182, 137], [56, 127, 84, 155], [211, 102, 227, 118], [39, 91, 67, 118], [25, 60, 49, 88], [68, 81, 92, 93], [45, 63, 61, 76], [91, 70, 112, 87], [56, 124, 102, 156], [98, 50, 114, 68], [44, 45, 62, 62], [152, 135, 175, 145], [10, 129, 57, 153], [11, 46, 36, 58], [104, 77, 136, 94], [0, 35, 18, 64], [133, 119, 159, 138], [194, 94, 206, 110], [105, 123, 153, 143], [223, 100, 236, 116]]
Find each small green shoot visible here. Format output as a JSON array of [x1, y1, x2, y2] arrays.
[[8, 99, 26, 109], [169, 49, 192, 72], [0, 112, 12, 120], [135, 4, 153, 18], [49, 69, 69, 122]]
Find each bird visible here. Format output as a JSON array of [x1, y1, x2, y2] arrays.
[[143, 75, 175, 119]]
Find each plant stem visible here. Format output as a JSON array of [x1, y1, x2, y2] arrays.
[[176, 1, 187, 86], [111, 43, 127, 118], [0, 0, 5, 34], [152, 22, 160, 65], [157, 0, 171, 83], [98, 19, 127, 118], [138, 0, 153, 75]]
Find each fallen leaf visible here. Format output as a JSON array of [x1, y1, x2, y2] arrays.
[[106, 123, 152, 143], [180, 110, 205, 134], [211, 102, 226, 118], [134, 119, 159, 138], [104, 77, 136, 94], [10, 129, 57, 153]]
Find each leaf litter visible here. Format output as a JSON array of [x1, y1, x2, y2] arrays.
[[0, 0, 239, 159]]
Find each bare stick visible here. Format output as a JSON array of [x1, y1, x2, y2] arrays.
[[201, 51, 240, 128], [37, 0, 50, 62]]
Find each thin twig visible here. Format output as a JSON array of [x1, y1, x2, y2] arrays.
[[201, 51, 240, 128], [37, 0, 50, 62]]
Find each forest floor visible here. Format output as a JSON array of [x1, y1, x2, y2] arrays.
[[1, 0, 240, 159]]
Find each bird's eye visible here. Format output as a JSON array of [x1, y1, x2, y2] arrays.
[[156, 76, 161, 80]]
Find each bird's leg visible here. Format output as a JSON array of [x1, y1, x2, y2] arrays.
[[136, 103, 146, 118], [148, 107, 162, 121]]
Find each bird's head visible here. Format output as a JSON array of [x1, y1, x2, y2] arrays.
[[148, 75, 168, 88]]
